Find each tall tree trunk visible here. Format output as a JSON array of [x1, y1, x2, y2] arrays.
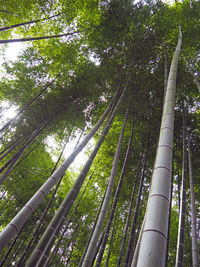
[[95, 121, 134, 267], [78, 186, 108, 267], [0, 85, 120, 252], [91, 232, 105, 267], [124, 131, 150, 267], [186, 215, 193, 267], [105, 213, 117, 267], [25, 82, 129, 266], [188, 140, 199, 267], [131, 217, 145, 267], [7, 223, 35, 266], [82, 105, 130, 267], [16, 130, 73, 266], [0, 227, 23, 266], [175, 113, 187, 267], [136, 27, 182, 267], [45, 175, 92, 266]]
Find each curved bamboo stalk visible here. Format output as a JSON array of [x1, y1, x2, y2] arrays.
[[0, 86, 120, 252], [136, 27, 182, 267]]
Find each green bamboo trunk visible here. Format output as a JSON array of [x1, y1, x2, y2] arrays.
[[136, 28, 182, 267], [0, 87, 119, 252], [81, 106, 130, 267]]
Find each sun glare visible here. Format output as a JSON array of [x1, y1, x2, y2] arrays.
[[45, 134, 95, 171], [0, 100, 18, 128], [1, 101, 18, 119]]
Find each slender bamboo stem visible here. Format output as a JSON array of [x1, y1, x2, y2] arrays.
[[45, 175, 93, 266], [105, 213, 118, 267], [0, 227, 23, 266], [95, 121, 134, 267], [131, 217, 145, 267], [26, 83, 126, 266], [124, 131, 150, 267], [0, 85, 119, 252], [0, 31, 78, 44], [116, 178, 138, 267], [78, 183, 108, 267], [188, 140, 199, 267], [0, 12, 63, 32], [82, 105, 130, 267], [0, 109, 61, 184], [16, 129, 73, 266], [175, 113, 187, 267]]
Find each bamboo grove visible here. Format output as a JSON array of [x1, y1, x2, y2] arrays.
[[0, 0, 199, 266]]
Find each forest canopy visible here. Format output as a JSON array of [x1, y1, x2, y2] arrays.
[[0, 0, 199, 266]]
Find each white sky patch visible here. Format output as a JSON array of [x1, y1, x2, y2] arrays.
[[45, 134, 95, 172], [6, 43, 24, 61], [0, 100, 18, 128], [165, 0, 175, 5], [0, 42, 26, 79], [0, 43, 24, 65], [89, 52, 101, 66]]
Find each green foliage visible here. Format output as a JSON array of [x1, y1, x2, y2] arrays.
[[0, 0, 200, 266]]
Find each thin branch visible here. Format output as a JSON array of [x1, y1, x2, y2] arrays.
[[0, 31, 79, 44]]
